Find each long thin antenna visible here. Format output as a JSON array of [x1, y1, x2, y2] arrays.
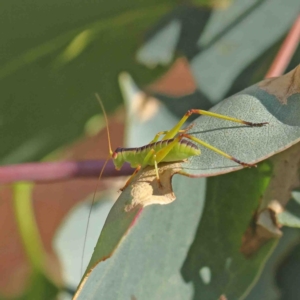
[[80, 157, 110, 277], [95, 93, 113, 156], [80, 93, 113, 277]]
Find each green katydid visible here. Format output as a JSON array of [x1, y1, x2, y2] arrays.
[[80, 93, 267, 276], [96, 93, 267, 190]]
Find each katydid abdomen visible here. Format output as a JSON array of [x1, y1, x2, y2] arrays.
[[113, 138, 201, 168]]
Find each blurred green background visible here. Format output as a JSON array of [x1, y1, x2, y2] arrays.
[[0, 0, 172, 165], [1, 0, 300, 299]]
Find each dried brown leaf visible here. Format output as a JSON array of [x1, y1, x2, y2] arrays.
[[259, 64, 300, 104], [124, 162, 183, 212]]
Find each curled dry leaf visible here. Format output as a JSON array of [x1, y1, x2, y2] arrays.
[[125, 162, 183, 212]]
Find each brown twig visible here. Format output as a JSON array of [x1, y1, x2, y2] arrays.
[[0, 160, 133, 184]]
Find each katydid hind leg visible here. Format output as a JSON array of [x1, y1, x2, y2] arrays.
[[182, 133, 255, 167]]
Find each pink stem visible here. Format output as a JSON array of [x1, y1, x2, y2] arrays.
[[265, 14, 300, 78], [0, 160, 133, 184]]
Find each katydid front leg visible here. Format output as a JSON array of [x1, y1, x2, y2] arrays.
[[120, 148, 156, 191], [162, 109, 268, 141], [182, 133, 255, 167], [120, 165, 141, 192]]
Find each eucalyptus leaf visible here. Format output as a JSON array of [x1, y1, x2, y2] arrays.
[[277, 192, 300, 228], [73, 65, 300, 298], [74, 163, 275, 299]]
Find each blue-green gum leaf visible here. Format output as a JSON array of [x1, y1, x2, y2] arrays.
[[73, 162, 276, 299], [181, 162, 276, 299], [278, 192, 300, 228]]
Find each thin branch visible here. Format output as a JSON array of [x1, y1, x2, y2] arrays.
[[0, 160, 133, 184], [265, 14, 300, 78]]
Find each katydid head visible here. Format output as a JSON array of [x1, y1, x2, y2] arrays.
[[111, 148, 125, 170]]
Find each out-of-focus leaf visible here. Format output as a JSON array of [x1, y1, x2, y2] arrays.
[[245, 228, 300, 300], [13, 183, 45, 272], [192, 0, 233, 8], [190, 0, 299, 102], [54, 194, 115, 289], [277, 192, 300, 228], [136, 19, 181, 68], [138, 0, 299, 109], [12, 182, 60, 300], [119, 72, 179, 147], [0, 272, 59, 300], [17, 271, 59, 300], [276, 237, 300, 300], [0, 1, 173, 165]]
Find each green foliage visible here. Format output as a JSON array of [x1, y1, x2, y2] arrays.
[[0, 0, 172, 165], [9, 183, 59, 300], [278, 192, 300, 228], [182, 165, 274, 299], [2, 0, 300, 299]]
